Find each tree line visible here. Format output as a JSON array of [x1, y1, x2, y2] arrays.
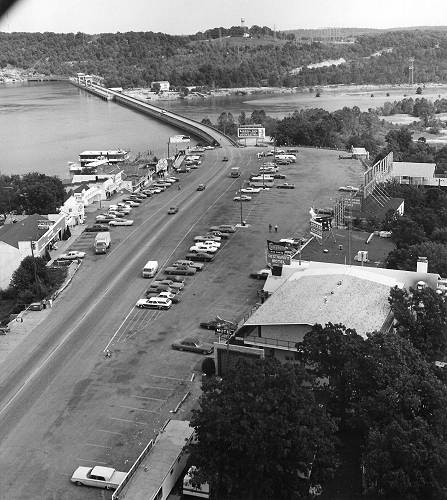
[[4, 29, 447, 88]]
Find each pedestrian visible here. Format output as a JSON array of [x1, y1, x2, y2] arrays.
[[274, 224, 278, 233], [269, 224, 272, 232], [105, 349, 112, 359]]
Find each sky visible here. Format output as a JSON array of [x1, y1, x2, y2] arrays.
[[1, 0, 447, 34]]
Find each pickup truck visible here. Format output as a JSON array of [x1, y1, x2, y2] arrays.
[[71, 465, 127, 490], [164, 266, 197, 276]]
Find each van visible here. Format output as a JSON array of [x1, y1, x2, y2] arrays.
[[142, 260, 159, 278]]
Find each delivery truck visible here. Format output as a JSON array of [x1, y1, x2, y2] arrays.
[[94, 232, 111, 254]]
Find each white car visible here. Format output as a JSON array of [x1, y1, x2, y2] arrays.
[[233, 195, 252, 202], [109, 219, 134, 226], [189, 244, 218, 254], [59, 250, 86, 260], [194, 235, 221, 242], [71, 465, 127, 490], [241, 187, 261, 194]]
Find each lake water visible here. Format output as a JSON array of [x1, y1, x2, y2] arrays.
[[4, 82, 447, 179], [0, 82, 190, 178]]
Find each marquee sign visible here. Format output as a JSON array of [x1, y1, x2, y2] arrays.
[[266, 240, 291, 266]]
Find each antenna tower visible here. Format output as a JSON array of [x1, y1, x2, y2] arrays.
[[409, 57, 415, 85]]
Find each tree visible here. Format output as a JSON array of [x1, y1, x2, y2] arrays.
[[9, 256, 50, 300], [389, 285, 447, 361], [189, 357, 337, 500], [201, 117, 213, 127], [416, 86, 423, 94], [389, 215, 426, 247]]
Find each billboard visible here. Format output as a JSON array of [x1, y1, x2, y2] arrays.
[[310, 217, 332, 239], [169, 135, 191, 144], [266, 240, 291, 266], [237, 127, 266, 139]]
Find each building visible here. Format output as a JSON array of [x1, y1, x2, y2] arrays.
[[115, 420, 194, 500], [391, 161, 436, 185], [0, 214, 66, 290], [233, 259, 441, 363], [350, 146, 369, 160], [151, 81, 170, 92]]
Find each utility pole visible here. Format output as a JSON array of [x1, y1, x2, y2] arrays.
[[409, 57, 415, 86]]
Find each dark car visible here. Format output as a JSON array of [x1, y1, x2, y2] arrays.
[[171, 337, 214, 355], [173, 260, 204, 271], [249, 268, 271, 280], [185, 252, 215, 262], [207, 230, 229, 239], [199, 319, 237, 331], [273, 173, 286, 179], [146, 284, 174, 295], [209, 224, 236, 233], [29, 302, 44, 311], [164, 266, 196, 276], [153, 279, 184, 291], [84, 224, 110, 232], [197, 184, 206, 191], [52, 259, 72, 267], [222, 157, 229, 162], [277, 183, 295, 189]]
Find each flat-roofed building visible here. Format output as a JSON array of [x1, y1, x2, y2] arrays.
[[391, 161, 436, 185]]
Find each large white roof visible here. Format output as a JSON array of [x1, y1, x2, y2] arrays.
[[392, 161, 435, 178]]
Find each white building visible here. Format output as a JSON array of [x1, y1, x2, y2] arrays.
[[151, 81, 170, 92], [391, 161, 436, 185]]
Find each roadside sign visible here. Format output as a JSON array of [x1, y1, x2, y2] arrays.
[[237, 127, 265, 139], [266, 240, 291, 267]]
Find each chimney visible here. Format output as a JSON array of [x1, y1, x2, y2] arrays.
[[417, 256, 428, 274]]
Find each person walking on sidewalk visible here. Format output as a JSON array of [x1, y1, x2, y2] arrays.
[[269, 224, 272, 232], [274, 224, 278, 233]]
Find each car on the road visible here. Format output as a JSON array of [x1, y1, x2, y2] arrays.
[[273, 173, 287, 179], [233, 195, 252, 202], [59, 250, 86, 260], [109, 219, 134, 226], [199, 319, 237, 331], [84, 224, 109, 232], [222, 157, 229, 162], [241, 187, 261, 194], [168, 207, 179, 215], [197, 184, 206, 191], [136, 297, 172, 309], [249, 268, 272, 280], [171, 337, 214, 354], [164, 265, 197, 276], [277, 183, 295, 189], [70, 465, 127, 490], [209, 224, 236, 233], [173, 259, 204, 271], [185, 252, 215, 262]]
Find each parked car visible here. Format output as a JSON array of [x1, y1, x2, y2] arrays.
[[168, 207, 179, 214], [249, 268, 272, 280], [171, 337, 214, 354], [185, 252, 215, 262], [123, 200, 141, 206], [339, 185, 359, 192], [153, 279, 184, 291], [152, 185, 166, 191], [52, 259, 72, 267], [241, 187, 261, 194], [167, 176, 179, 183], [164, 266, 196, 276], [189, 244, 218, 254], [29, 302, 44, 311], [273, 173, 287, 179], [136, 297, 172, 310], [277, 183, 295, 189], [199, 319, 237, 331], [210, 224, 236, 233], [207, 230, 229, 239], [177, 167, 191, 173], [71, 465, 127, 490], [197, 184, 206, 191], [84, 224, 109, 232], [233, 195, 252, 202], [96, 215, 116, 223], [194, 235, 221, 243], [173, 259, 204, 271], [146, 284, 174, 295], [158, 291, 181, 303], [109, 219, 134, 226], [59, 250, 86, 260]]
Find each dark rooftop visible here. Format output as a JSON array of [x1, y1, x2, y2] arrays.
[[0, 214, 48, 248], [353, 196, 404, 221], [299, 228, 395, 268]]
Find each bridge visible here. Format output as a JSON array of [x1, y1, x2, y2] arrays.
[[70, 77, 238, 147]]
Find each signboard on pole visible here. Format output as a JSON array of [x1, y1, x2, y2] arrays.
[[169, 135, 191, 144], [237, 127, 265, 139], [266, 240, 291, 267]]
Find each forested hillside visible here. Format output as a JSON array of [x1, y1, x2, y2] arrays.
[[2, 28, 447, 88]]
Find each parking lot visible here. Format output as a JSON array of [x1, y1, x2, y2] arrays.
[[0, 145, 365, 499]]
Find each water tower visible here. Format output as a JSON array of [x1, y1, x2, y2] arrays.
[[241, 17, 250, 38]]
